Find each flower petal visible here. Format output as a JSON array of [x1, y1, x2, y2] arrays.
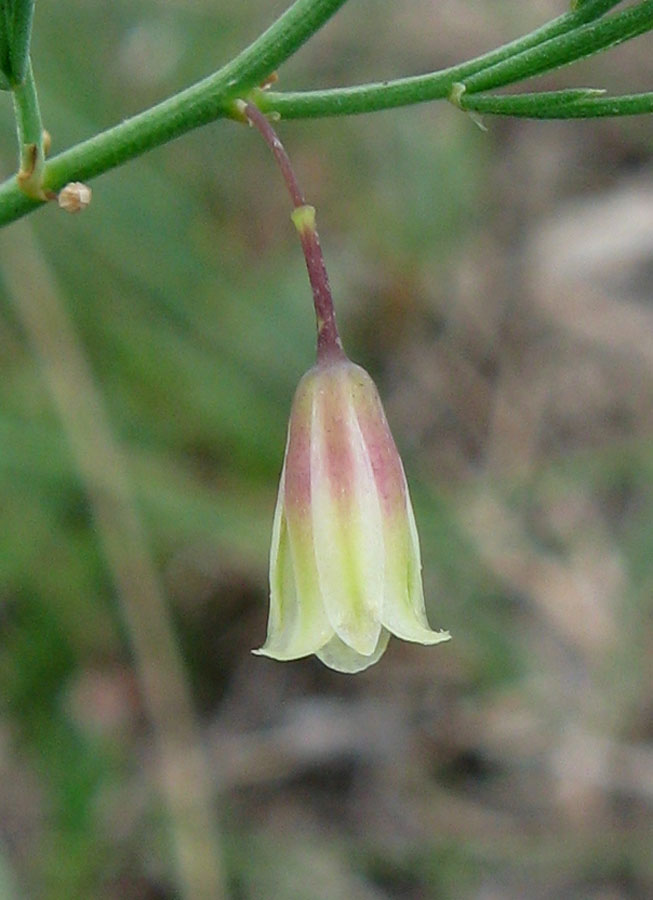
[[316, 628, 390, 674], [350, 363, 450, 647], [310, 369, 384, 655], [255, 468, 332, 660], [382, 492, 451, 645]]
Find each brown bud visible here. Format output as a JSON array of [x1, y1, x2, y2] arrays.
[[58, 182, 92, 213]]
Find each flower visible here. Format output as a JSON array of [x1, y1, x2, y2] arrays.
[[255, 355, 450, 673]]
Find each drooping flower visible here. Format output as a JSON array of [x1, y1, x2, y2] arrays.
[[255, 355, 450, 673], [238, 103, 449, 672]]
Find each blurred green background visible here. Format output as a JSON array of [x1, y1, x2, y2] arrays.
[[1, 1, 653, 898]]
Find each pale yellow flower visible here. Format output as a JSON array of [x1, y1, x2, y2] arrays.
[[255, 356, 450, 673]]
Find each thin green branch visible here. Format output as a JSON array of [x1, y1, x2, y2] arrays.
[[569, 0, 627, 19], [0, 0, 349, 224], [462, 0, 653, 94], [0, 0, 650, 229], [11, 57, 46, 198], [570, 0, 629, 20], [0, 5, 10, 86], [258, 1, 652, 119], [459, 88, 653, 118], [7, 0, 36, 84], [42, 0, 349, 179]]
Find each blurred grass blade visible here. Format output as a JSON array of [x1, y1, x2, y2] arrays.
[[0, 221, 229, 900], [0, 842, 19, 900]]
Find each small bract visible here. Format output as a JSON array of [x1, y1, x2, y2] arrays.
[[255, 355, 450, 673]]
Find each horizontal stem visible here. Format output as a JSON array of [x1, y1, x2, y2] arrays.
[[461, 89, 653, 118], [0, 0, 647, 229], [462, 0, 653, 94], [0, 0, 349, 226], [258, 0, 653, 119]]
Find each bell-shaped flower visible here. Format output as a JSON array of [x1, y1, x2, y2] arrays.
[[255, 355, 450, 673]]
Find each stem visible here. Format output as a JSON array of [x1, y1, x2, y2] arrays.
[[0, 0, 647, 229], [241, 101, 306, 208], [570, 1, 632, 20], [0, 5, 9, 83], [242, 101, 344, 363], [11, 57, 47, 199], [0, 0, 349, 226], [458, 88, 653, 119], [461, 0, 653, 95], [7, 0, 36, 85], [257, 0, 631, 119]]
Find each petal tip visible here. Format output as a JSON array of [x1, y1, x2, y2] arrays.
[[432, 629, 452, 644], [316, 628, 391, 674], [252, 644, 304, 662], [413, 627, 451, 646]]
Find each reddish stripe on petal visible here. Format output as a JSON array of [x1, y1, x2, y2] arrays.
[[349, 367, 407, 515], [314, 367, 358, 506]]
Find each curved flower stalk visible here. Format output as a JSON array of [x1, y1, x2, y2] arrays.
[[255, 355, 450, 673], [241, 101, 450, 672]]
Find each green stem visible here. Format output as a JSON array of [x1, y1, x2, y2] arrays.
[[11, 57, 46, 199], [569, 1, 632, 20], [459, 89, 653, 119], [461, 0, 653, 95], [258, 1, 653, 119], [7, 0, 36, 85], [0, 5, 11, 86], [0, 0, 648, 229], [0, 0, 348, 224]]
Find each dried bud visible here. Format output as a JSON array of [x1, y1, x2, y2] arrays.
[[58, 182, 92, 213], [255, 356, 450, 673]]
